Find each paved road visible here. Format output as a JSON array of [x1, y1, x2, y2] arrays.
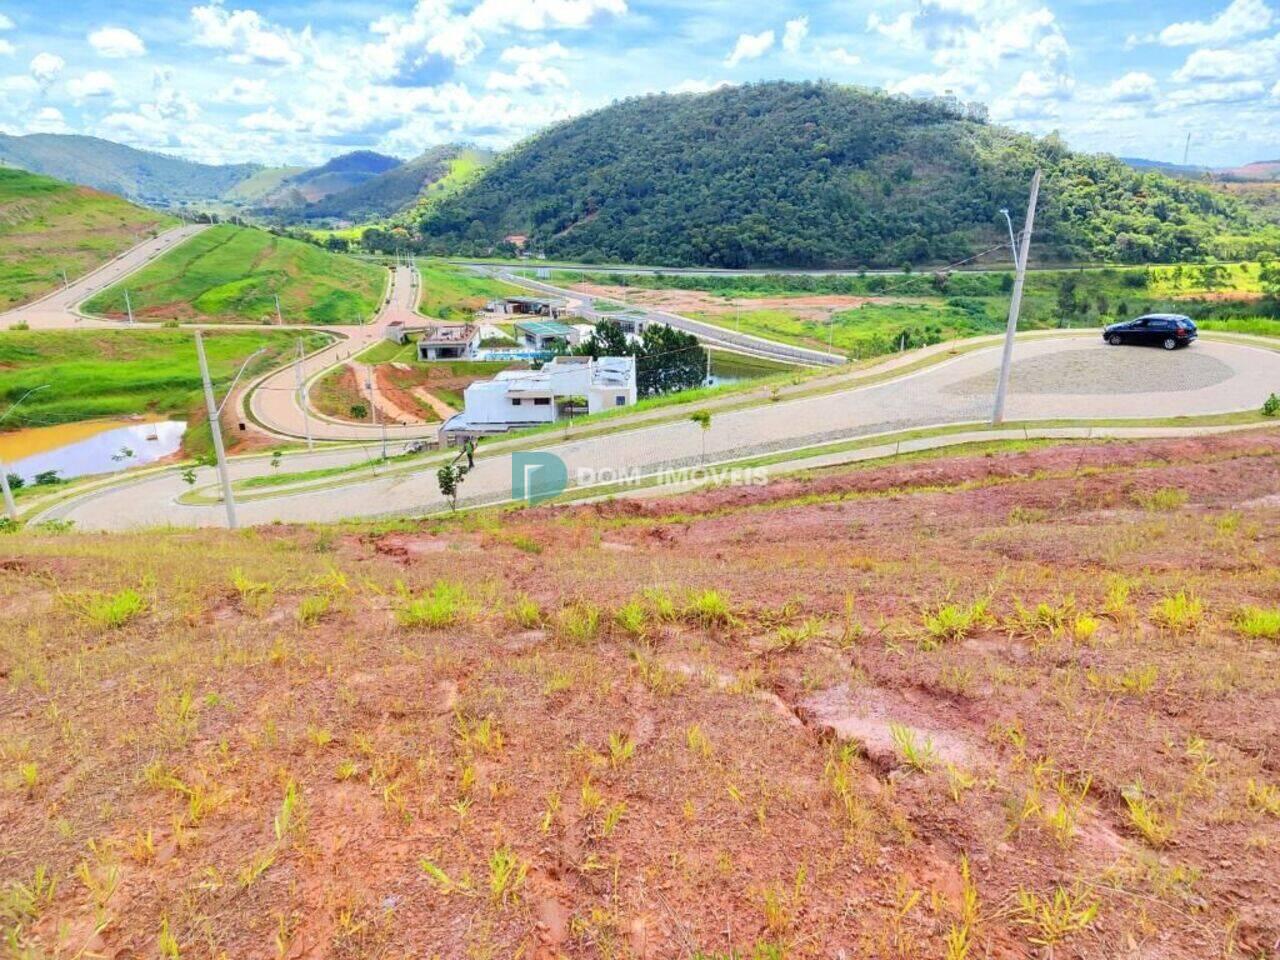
[[491, 269, 847, 367], [35, 336, 1280, 531], [0, 224, 210, 329], [245, 265, 441, 443]]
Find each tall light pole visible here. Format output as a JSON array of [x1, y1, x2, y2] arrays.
[[124, 289, 135, 325], [274, 294, 283, 326], [195, 333, 264, 529], [0, 385, 50, 522], [295, 338, 313, 450], [991, 169, 1041, 426]]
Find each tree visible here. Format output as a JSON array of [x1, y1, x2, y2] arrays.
[[571, 320, 706, 398], [4, 472, 23, 491], [437, 463, 465, 511], [1260, 256, 1280, 300], [350, 403, 368, 420], [690, 410, 711, 462], [33, 470, 60, 486]]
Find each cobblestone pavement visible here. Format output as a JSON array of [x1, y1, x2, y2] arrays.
[[35, 336, 1280, 530]]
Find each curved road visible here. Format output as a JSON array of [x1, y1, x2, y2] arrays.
[[246, 264, 441, 443], [1, 223, 209, 329], [34, 336, 1280, 530]]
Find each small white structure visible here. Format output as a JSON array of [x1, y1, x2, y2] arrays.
[[443, 356, 637, 437], [417, 324, 480, 361]]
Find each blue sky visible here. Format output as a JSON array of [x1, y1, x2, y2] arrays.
[[1, 0, 1277, 168]]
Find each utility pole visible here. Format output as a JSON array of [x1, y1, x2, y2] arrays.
[[295, 338, 313, 450], [366, 368, 387, 460], [195, 331, 238, 529], [124, 289, 134, 325], [991, 169, 1041, 426], [274, 294, 283, 326], [60, 268, 69, 289], [0, 385, 50, 522]]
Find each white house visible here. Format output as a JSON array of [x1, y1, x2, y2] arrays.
[[417, 324, 480, 361], [442, 356, 637, 438]]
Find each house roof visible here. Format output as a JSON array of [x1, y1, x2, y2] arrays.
[[516, 320, 577, 337]]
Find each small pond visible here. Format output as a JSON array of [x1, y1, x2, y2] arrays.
[[0, 420, 187, 485]]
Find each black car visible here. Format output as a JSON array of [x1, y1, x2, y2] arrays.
[[1103, 314, 1198, 350]]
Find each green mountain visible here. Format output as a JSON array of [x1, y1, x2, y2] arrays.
[[258, 151, 402, 212], [418, 81, 1271, 268], [299, 145, 493, 222], [0, 167, 175, 309], [0, 133, 261, 206]]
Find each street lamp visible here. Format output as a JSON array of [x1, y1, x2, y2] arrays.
[[195, 334, 266, 530], [0, 384, 50, 522], [1000, 208, 1017, 264]]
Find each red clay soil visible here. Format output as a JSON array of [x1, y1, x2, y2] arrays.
[[2, 430, 1280, 958]]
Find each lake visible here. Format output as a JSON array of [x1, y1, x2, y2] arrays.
[[706, 352, 793, 387], [0, 419, 187, 485]]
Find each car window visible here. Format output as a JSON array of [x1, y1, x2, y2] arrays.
[[1134, 318, 1149, 326]]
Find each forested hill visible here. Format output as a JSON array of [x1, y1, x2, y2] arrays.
[[417, 81, 1269, 268]]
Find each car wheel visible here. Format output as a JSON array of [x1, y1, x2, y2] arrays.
[[1108, 334, 1123, 345], [1163, 337, 1177, 350]]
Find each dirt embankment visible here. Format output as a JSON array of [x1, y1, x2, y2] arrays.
[[2, 429, 1280, 958]]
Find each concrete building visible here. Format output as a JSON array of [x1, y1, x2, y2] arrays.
[[441, 356, 637, 437], [516, 320, 580, 352], [417, 324, 480, 361], [486, 296, 575, 320]]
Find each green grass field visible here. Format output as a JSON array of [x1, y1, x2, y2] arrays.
[[0, 168, 175, 310], [0, 329, 329, 454], [82, 224, 385, 325], [418, 261, 525, 320]]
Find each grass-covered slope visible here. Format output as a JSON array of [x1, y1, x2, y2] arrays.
[[0, 328, 326, 429], [420, 81, 1270, 268], [0, 133, 260, 204], [82, 224, 386, 325], [0, 168, 175, 309]]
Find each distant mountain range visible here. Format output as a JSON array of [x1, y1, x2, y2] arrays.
[[0, 133, 259, 205], [1123, 156, 1280, 182], [0, 133, 491, 224]]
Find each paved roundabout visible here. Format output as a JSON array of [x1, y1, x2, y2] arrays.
[[31, 335, 1280, 531]]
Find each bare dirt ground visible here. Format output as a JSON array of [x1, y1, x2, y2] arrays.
[[2, 431, 1280, 958], [579, 282, 881, 322]]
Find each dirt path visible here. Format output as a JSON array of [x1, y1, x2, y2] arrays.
[[350, 361, 431, 426], [411, 387, 458, 420]]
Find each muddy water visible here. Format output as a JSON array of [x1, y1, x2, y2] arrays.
[[0, 419, 186, 484]]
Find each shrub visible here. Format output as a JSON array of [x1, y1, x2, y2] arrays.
[[76, 588, 147, 630], [1234, 606, 1280, 642], [1149, 592, 1203, 634], [921, 599, 991, 647], [1262, 392, 1280, 417], [1133, 487, 1188, 511], [684, 589, 733, 627], [556, 602, 601, 644], [396, 581, 468, 629]]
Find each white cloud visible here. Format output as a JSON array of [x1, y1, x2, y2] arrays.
[[1158, 0, 1273, 46], [889, 69, 986, 98], [0, 40, 13, 57], [782, 17, 809, 54], [0, 14, 13, 30], [89, 27, 146, 59], [725, 29, 774, 66], [1174, 34, 1280, 80], [826, 48, 862, 68], [28, 106, 68, 133], [499, 42, 572, 62], [29, 52, 63, 88], [468, 0, 627, 32], [1162, 79, 1266, 107], [214, 76, 274, 104], [149, 67, 200, 121], [669, 78, 731, 94], [191, 3, 305, 67], [67, 70, 118, 100], [485, 61, 569, 91], [868, 11, 917, 47], [1103, 71, 1158, 103], [1011, 68, 1074, 100], [1274, 79, 1280, 98]]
